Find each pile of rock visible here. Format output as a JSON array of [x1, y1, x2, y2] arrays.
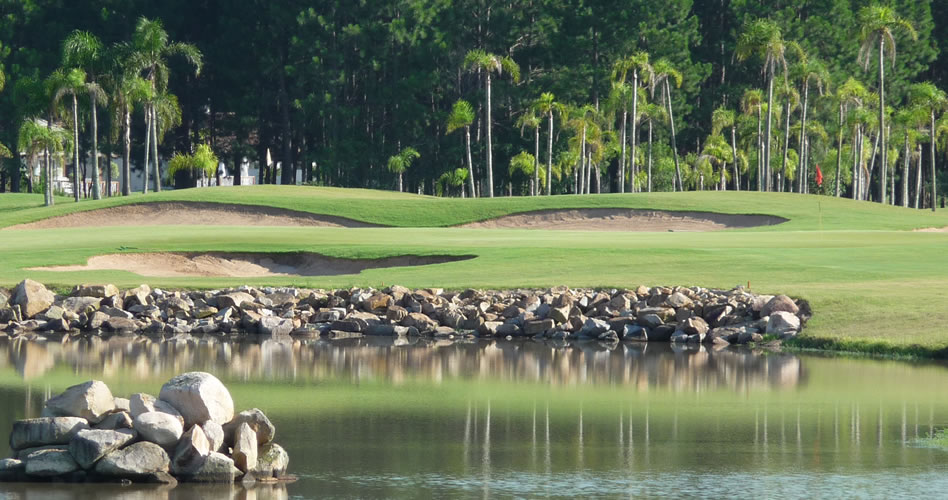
[[0, 279, 808, 345], [0, 372, 289, 485]]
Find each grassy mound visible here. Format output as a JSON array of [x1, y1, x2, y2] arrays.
[[1, 186, 947, 356]]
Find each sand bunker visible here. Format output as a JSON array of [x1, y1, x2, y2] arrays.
[[458, 208, 787, 231], [32, 252, 474, 278], [915, 226, 948, 232], [5, 202, 380, 230]]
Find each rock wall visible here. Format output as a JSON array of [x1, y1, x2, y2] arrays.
[[0, 372, 289, 485], [0, 280, 809, 345]]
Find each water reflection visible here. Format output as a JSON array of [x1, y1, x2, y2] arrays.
[[0, 334, 804, 390], [0, 482, 288, 500]]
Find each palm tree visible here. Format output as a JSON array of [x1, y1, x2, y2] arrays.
[[437, 168, 469, 197], [858, 5, 917, 205], [652, 59, 684, 191], [387, 146, 420, 192], [737, 19, 791, 192], [908, 82, 947, 211], [534, 92, 558, 195], [48, 68, 85, 201], [894, 106, 925, 207], [63, 30, 106, 199], [129, 17, 202, 193], [516, 109, 542, 196], [150, 89, 181, 190], [18, 119, 71, 206], [776, 80, 800, 192], [834, 78, 870, 197], [711, 107, 738, 190], [508, 151, 537, 196], [612, 52, 652, 194], [462, 50, 520, 198], [446, 99, 476, 198], [606, 81, 633, 193], [791, 56, 830, 194], [639, 100, 666, 193], [741, 89, 764, 190]]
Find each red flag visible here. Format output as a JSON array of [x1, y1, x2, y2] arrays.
[[815, 164, 824, 186]]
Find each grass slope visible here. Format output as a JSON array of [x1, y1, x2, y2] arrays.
[[2, 185, 947, 230], [1, 186, 947, 356]]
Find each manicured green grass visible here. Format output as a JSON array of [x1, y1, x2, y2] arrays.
[[2, 185, 947, 230], [1, 186, 947, 356]]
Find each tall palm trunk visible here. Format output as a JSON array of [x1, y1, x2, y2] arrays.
[[866, 132, 879, 201], [756, 106, 762, 191], [931, 110, 937, 212], [629, 71, 639, 193], [546, 111, 553, 195], [45, 114, 53, 206], [664, 80, 683, 191], [71, 95, 80, 202], [143, 105, 151, 194], [397, 172, 403, 192], [533, 125, 540, 196], [780, 95, 791, 192], [618, 108, 627, 193], [878, 38, 886, 205], [579, 124, 586, 194], [465, 125, 475, 198], [852, 125, 860, 200], [902, 136, 909, 207], [835, 105, 843, 197], [151, 107, 160, 192], [91, 99, 100, 200], [731, 126, 740, 191], [915, 144, 922, 208], [797, 81, 809, 193], [764, 66, 775, 191], [484, 72, 494, 197], [647, 118, 653, 192], [122, 107, 131, 196]]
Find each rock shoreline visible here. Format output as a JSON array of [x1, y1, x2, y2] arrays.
[[0, 279, 809, 345], [1, 372, 289, 485]]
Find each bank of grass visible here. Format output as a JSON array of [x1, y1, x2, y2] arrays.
[[1, 187, 947, 357], [2, 185, 947, 230]]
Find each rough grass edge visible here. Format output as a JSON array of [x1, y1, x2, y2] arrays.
[[784, 336, 948, 360]]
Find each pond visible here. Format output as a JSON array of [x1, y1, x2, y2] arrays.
[[1, 334, 947, 498]]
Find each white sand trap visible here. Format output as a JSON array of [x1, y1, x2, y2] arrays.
[[915, 226, 948, 232], [458, 208, 787, 231], [32, 252, 474, 278], [4, 202, 381, 230]]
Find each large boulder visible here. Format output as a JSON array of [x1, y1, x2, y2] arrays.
[[96, 412, 133, 431], [68, 428, 137, 470], [10, 417, 90, 450], [76, 284, 120, 298], [94, 441, 170, 477], [202, 421, 226, 453], [61, 296, 102, 315], [122, 285, 152, 307], [252, 443, 290, 480], [12, 279, 55, 319], [224, 408, 275, 447], [23, 448, 79, 477], [43, 380, 115, 424], [766, 311, 801, 336], [680, 317, 710, 336], [171, 425, 210, 475], [179, 451, 241, 483], [761, 295, 799, 317], [130, 393, 185, 424], [134, 412, 183, 448], [232, 422, 258, 473], [158, 372, 234, 427], [216, 292, 254, 310], [258, 316, 293, 336]]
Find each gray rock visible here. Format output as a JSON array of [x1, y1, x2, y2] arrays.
[[158, 372, 235, 427], [621, 324, 648, 341], [766, 311, 801, 336], [179, 451, 241, 483], [43, 380, 115, 424], [364, 324, 410, 336], [495, 323, 521, 336], [665, 292, 693, 308], [225, 408, 275, 447], [172, 425, 211, 475], [202, 421, 226, 453], [113, 397, 131, 413], [217, 292, 254, 310], [636, 313, 664, 329], [680, 317, 710, 336], [477, 321, 502, 336], [122, 284, 152, 307], [670, 330, 689, 343], [577, 318, 610, 338], [61, 296, 102, 315], [258, 316, 293, 336], [0, 458, 24, 481], [87, 311, 109, 329], [134, 412, 183, 447], [68, 428, 137, 470], [762, 295, 799, 317], [737, 331, 764, 344], [130, 393, 185, 424], [252, 443, 290, 480], [13, 444, 66, 459], [96, 411, 133, 431], [76, 284, 119, 298], [104, 317, 141, 332], [232, 422, 258, 473], [95, 441, 170, 477], [10, 417, 90, 450], [523, 319, 554, 336], [24, 448, 79, 476], [12, 279, 55, 319], [44, 305, 65, 320], [548, 306, 570, 324]]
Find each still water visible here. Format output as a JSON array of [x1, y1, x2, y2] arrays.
[[1, 334, 947, 499]]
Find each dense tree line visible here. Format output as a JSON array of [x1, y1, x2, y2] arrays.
[[0, 0, 945, 209]]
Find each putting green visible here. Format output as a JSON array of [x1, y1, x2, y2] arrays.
[[1, 186, 946, 356]]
